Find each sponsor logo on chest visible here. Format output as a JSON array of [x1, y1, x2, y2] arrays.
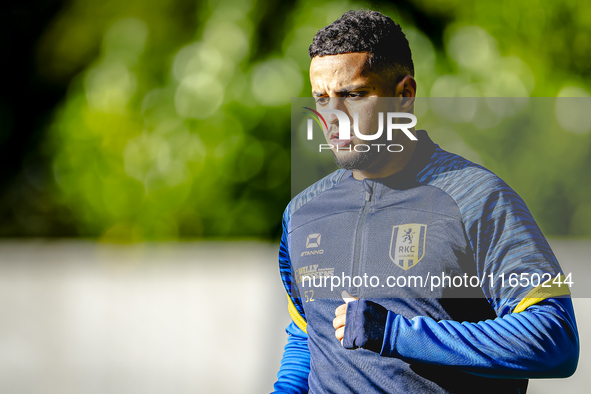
[[294, 264, 335, 284]]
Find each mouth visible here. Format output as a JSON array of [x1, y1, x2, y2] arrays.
[[329, 131, 352, 148]]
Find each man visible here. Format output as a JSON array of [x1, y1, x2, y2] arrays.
[[274, 10, 578, 393]]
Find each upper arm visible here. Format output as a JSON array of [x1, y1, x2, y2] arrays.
[[457, 172, 568, 315], [279, 205, 308, 333]]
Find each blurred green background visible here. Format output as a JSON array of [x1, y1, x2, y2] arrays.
[[2, 0, 591, 241]]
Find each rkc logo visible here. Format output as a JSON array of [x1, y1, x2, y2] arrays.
[[389, 224, 427, 270]]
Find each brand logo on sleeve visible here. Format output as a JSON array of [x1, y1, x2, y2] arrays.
[[389, 224, 427, 270]]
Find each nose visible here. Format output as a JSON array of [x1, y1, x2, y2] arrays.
[[326, 97, 347, 125]]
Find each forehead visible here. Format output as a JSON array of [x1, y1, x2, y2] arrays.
[[309, 52, 372, 91]]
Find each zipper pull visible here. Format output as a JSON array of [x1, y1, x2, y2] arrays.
[[365, 191, 371, 202]]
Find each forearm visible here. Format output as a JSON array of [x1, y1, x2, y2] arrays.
[[345, 297, 579, 379], [273, 322, 310, 393]]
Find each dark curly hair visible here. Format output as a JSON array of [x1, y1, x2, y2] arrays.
[[309, 10, 414, 81]]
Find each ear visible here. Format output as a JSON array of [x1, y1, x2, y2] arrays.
[[394, 76, 416, 112]]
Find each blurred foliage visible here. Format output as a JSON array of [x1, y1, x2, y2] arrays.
[[1, 0, 590, 239]]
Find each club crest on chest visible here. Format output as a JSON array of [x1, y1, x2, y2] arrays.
[[389, 224, 427, 270]]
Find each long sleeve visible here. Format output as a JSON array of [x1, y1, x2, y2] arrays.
[[274, 204, 310, 393], [345, 297, 579, 378], [272, 322, 310, 393]]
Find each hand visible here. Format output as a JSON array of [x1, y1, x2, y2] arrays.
[[333, 290, 359, 345]]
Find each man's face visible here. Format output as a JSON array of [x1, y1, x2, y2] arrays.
[[310, 52, 396, 170]]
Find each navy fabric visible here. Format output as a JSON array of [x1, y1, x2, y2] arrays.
[[343, 300, 388, 352]]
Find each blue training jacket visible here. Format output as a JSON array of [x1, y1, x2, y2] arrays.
[[273, 130, 579, 394]]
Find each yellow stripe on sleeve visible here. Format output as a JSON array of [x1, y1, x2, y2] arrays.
[[513, 274, 571, 314], [287, 294, 308, 334]]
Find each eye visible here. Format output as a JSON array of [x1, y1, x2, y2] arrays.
[[346, 92, 365, 100], [315, 97, 329, 106]]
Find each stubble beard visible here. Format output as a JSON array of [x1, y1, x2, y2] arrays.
[[331, 146, 378, 170], [330, 129, 389, 171]]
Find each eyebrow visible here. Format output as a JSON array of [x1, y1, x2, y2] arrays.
[[312, 84, 371, 97]]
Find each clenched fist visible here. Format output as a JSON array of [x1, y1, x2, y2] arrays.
[[333, 290, 358, 345]]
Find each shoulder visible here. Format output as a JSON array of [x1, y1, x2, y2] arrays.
[[417, 147, 520, 216], [283, 169, 349, 224], [418, 147, 503, 192]]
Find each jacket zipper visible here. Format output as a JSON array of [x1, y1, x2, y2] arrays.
[[350, 180, 373, 297]]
